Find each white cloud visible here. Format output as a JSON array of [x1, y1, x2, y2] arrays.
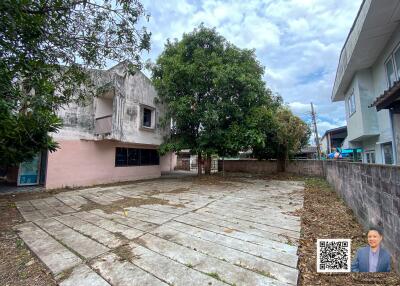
[[288, 102, 311, 115], [137, 0, 363, 133]]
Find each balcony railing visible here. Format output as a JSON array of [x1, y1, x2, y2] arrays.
[[94, 115, 112, 135]]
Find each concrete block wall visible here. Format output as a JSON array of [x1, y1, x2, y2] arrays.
[[217, 159, 277, 174], [285, 159, 325, 177], [218, 159, 400, 272], [321, 161, 400, 272]]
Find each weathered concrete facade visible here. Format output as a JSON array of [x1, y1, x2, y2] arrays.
[[55, 61, 168, 144], [45, 62, 176, 189], [219, 159, 400, 272]]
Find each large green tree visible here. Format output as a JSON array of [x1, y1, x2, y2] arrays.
[[252, 106, 311, 171], [152, 25, 275, 174], [0, 0, 151, 166]]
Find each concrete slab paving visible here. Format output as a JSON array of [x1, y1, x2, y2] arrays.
[[196, 208, 300, 239], [35, 218, 109, 259], [91, 253, 168, 286], [134, 234, 287, 286], [89, 209, 159, 232], [127, 242, 228, 286], [59, 264, 111, 286], [73, 211, 144, 240], [164, 220, 298, 268], [15, 176, 304, 285], [54, 214, 124, 248], [16, 222, 81, 275], [174, 214, 298, 254], [150, 224, 299, 285]]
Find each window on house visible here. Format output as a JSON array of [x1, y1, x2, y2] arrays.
[[143, 108, 152, 128], [115, 148, 159, 167], [127, 149, 140, 166], [347, 92, 356, 116], [394, 48, 400, 77], [115, 147, 128, 166], [382, 142, 393, 165], [385, 58, 396, 88]]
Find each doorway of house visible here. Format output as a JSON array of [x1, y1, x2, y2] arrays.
[[17, 152, 47, 186]]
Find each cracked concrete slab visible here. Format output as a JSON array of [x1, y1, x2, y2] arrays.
[[59, 264, 110, 286], [35, 218, 109, 259], [15, 175, 303, 285], [16, 222, 81, 275], [126, 242, 228, 286], [91, 253, 168, 286]]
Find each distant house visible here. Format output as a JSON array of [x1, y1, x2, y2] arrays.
[[320, 126, 348, 155], [332, 0, 400, 165], [294, 146, 318, 159], [12, 61, 176, 189]]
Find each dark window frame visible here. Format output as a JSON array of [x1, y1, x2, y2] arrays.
[[143, 108, 152, 128], [115, 148, 159, 167], [140, 104, 156, 130]]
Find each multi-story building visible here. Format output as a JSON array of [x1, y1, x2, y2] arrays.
[[15, 61, 176, 189], [332, 0, 400, 165]]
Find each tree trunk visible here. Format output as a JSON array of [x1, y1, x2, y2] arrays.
[[222, 157, 225, 177], [197, 152, 202, 175], [277, 158, 286, 172], [205, 155, 211, 175], [277, 148, 288, 172]]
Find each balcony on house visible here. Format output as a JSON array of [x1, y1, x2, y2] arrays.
[[95, 115, 112, 135], [94, 90, 114, 136]]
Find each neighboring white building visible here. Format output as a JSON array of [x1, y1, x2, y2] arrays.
[[332, 0, 400, 165], [15, 61, 176, 189]]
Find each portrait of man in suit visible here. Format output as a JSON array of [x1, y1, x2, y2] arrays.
[[351, 226, 391, 272]]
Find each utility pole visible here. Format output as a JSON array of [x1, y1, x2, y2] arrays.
[[311, 102, 321, 160]]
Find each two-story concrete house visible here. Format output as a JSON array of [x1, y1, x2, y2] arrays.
[[332, 0, 400, 165], [15, 61, 176, 189]]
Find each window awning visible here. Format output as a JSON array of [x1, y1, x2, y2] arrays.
[[370, 80, 400, 111]]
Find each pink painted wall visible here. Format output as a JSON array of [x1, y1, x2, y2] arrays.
[[45, 140, 162, 189], [160, 152, 177, 172]]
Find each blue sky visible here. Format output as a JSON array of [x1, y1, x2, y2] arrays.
[[138, 0, 363, 140]]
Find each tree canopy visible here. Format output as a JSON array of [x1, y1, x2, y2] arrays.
[[152, 25, 275, 159], [152, 25, 310, 172], [0, 0, 151, 166], [252, 106, 311, 163]]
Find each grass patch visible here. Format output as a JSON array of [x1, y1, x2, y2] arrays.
[[113, 245, 139, 262], [206, 272, 222, 280], [56, 267, 74, 282], [16, 239, 24, 248]]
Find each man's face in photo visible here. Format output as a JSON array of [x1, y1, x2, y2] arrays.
[[368, 230, 383, 249]]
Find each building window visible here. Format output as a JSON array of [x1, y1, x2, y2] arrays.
[[365, 151, 375, 164], [115, 147, 128, 166], [382, 142, 393, 165], [115, 148, 159, 167], [386, 57, 396, 88], [143, 108, 152, 127], [347, 92, 356, 116], [394, 48, 400, 78], [140, 105, 155, 129]]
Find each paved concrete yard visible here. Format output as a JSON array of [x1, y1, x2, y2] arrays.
[[14, 176, 304, 285]]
